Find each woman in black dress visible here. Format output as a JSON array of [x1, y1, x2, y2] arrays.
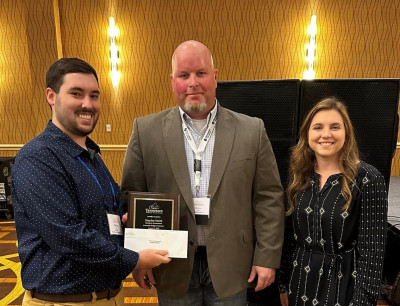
[[279, 97, 387, 306]]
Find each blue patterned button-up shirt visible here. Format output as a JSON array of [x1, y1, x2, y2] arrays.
[[12, 121, 138, 294]]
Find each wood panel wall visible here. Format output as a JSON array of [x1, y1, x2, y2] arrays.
[[1, 0, 400, 183]]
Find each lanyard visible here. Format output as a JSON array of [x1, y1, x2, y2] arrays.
[[77, 155, 118, 211], [181, 111, 217, 196]]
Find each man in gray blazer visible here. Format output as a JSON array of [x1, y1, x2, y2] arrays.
[[121, 40, 284, 305]]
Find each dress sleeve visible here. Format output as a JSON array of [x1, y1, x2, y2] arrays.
[[351, 170, 388, 305]]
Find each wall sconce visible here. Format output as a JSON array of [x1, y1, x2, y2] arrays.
[[303, 15, 317, 80], [108, 17, 120, 87]]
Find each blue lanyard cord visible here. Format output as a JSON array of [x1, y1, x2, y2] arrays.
[[77, 156, 118, 210], [98, 160, 118, 209]]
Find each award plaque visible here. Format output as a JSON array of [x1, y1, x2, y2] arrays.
[[127, 192, 180, 230]]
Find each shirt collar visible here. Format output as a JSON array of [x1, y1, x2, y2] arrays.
[[45, 121, 100, 158], [179, 99, 218, 125]]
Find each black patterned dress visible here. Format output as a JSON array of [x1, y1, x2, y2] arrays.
[[279, 162, 387, 306]]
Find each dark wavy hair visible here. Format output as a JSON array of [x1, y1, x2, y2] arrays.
[[46, 58, 98, 93]]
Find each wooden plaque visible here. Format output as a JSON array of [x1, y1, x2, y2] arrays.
[[127, 192, 180, 230]]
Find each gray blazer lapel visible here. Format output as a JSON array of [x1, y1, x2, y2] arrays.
[[163, 107, 195, 218], [208, 106, 235, 197]]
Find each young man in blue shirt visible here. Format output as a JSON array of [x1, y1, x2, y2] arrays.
[[12, 58, 170, 305]]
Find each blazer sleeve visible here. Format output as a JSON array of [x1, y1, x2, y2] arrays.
[[121, 118, 148, 210], [252, 118, 285, 268], [277, 214, 296, 289]]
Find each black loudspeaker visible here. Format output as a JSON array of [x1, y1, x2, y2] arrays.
[[216, 80, 300, 306], [300, 79, 400, 188], [216, 80, 300, 190]]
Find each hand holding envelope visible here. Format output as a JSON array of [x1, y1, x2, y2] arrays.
[[129, 244, 172, 290], [125, 228, 188, 258], [136, 249, 171, 269], [128, 246, 171, 290]]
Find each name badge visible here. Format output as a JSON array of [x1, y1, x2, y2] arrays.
[[194, 197, 210, 225], [107, 213, 123, 235]]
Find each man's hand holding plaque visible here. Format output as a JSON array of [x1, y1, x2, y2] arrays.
[[124, 192, 188, 258]]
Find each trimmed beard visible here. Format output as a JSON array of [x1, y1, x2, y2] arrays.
[[54, 98, 98, 137], [183, 101, 207, 114]]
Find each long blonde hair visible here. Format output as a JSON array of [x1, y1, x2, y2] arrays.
[[287, 97, 360, 214]]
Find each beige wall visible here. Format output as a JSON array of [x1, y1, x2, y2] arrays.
[[1, 0, 399, 182]]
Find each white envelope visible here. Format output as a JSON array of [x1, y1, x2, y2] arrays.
[[124, 228, 188, 258]]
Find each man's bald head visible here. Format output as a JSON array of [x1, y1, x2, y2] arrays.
[[171, 40, 214, 74]]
